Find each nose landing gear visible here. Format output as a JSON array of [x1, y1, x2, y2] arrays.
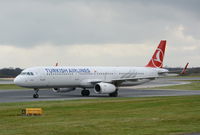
[[33, 88, 39, 98]]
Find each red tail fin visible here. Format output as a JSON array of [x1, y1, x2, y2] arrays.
[[146, 40, 166, 68]]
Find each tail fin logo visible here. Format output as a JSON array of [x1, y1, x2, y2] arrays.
[[153, 48, 163, 64], [146, 40, 166, 68]]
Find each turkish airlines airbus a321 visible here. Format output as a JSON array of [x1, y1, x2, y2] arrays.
[[14, 40, 169, 98]]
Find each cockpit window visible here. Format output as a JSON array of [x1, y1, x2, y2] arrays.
[[20, 72, 34, 76], [20, 72, 25, 75]]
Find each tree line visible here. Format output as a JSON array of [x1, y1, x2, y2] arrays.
[[0, 68, 23, 78], [166, 67, 200, 76]]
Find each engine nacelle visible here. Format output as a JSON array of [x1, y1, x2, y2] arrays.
[[52, 88, 75, 93], [94, 82, 116, 94]]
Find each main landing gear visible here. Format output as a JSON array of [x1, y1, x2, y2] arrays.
[[33, 88, 39, 98], [109, 89, 118, 97], [81, 89, 90, 96]]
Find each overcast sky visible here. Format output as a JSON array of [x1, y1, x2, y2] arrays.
[[0, 0, 199, 68]]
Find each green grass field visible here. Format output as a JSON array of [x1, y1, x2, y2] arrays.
[[0, 96, 200, 135], [0, 84, 27, 90], [0, 78, 14, 81]]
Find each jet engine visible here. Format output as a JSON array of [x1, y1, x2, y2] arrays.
[[94, 82, 116, 94], [52, 88, 75, 93]]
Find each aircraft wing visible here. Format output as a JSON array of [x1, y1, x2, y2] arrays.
[[110, 77, 156, 85], [111, 77, 156, 82], [89, 76, 156, 86], [84, 79, 103, 85]]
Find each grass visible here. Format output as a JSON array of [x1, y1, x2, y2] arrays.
[[0, 78, 14, 81], [0, 84, 27, 90], [151, 82, 200, 90], [0, 96, 200, 135]]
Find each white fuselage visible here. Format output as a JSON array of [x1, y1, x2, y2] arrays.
[[14, 66, 168, 89]]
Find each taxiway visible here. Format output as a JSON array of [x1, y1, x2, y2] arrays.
[[0, 88, 200, 103], [0, 77, 199, 103]]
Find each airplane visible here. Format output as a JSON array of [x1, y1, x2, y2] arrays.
[[14, 40, 169, 98]]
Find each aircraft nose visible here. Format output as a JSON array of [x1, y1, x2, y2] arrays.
[[14, 76, 24, 86]]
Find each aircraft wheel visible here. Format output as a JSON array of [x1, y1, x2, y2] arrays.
[[109, 91, 118, 97], [33, 93, 39, 98], [81, 90, 90, 96]]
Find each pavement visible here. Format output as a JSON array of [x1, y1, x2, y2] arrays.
[[0, 77, 199, 103], [0, 88, 200, 103]]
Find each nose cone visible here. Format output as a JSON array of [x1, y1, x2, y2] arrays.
[[14, 76, 24, 86]]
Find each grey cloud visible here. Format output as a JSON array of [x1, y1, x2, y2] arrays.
[[0, 0, 199, 47]]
